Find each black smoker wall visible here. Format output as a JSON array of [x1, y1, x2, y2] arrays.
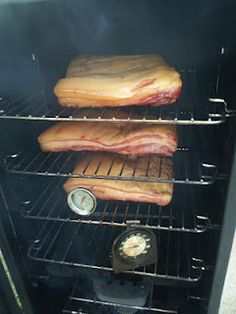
[[0, 0, 235, 176], [0, 0, 235, 93]]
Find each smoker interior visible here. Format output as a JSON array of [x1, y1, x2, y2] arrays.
[[0, 1, 235, 314]]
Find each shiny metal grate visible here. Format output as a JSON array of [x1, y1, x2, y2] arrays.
[[4, 118, 217, 185], [28, 222, 205, 286], [5, 148, 217, 185], [21, 178, 212, 233], [0, 70, 228, 125], [63, 299, 177, 314], [63, 283, 181, 313]]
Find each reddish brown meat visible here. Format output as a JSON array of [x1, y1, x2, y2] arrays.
[[54, 54, 182, 108], [38, 121, 178, 157]]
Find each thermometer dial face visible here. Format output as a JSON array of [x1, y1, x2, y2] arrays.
[[118, 232, 152, 258], [112, 228, 157, 273], [67, 188, 96, 216]]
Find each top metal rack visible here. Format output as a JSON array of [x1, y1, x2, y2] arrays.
[[0, 70, 229, 125]]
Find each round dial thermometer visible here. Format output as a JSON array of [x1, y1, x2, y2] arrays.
[[67, 188, 97, 216], [112, 228, 157, 273], [120, 232, 151, 258]]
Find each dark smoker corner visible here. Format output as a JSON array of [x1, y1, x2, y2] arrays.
[[0, 1, 235, 314], [0, 284, 11, 314]]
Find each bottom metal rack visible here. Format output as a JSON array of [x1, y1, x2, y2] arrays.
[[62, 279, 204, 314], [28, 221, 204, 286], [63, 286, 178, 314]]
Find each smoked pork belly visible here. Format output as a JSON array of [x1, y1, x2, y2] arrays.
[[38, 121, 178, 157], [54, 54, 182, 108]]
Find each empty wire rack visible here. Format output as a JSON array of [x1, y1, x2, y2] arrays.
[[0, 70, 229, 125], [21, 178, 212, 233], [63, 282, 183, 314], [63, 299, 177, 314], [28, 222, 205, 287]]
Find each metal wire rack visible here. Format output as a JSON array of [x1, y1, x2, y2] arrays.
[[5, 147, 217, 185], [0, 70, 229, 125], [28, 221, 205, 286], [21, 178, 212, 233], [63, 283, 181, 314], [63, 299, 177, 314]]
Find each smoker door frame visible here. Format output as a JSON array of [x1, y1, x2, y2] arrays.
[[208, 126, 236, 314], [0, 180, 34, 314]]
